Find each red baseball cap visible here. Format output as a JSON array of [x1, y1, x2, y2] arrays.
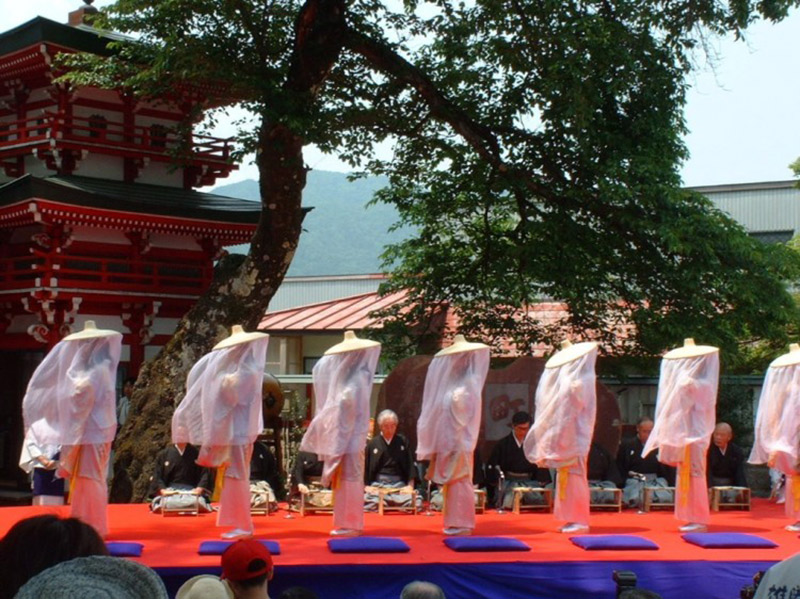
[[221, 539, 273, 582]]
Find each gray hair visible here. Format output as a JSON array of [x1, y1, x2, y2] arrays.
[[400, 581, 446, 599], [377, 409, 399, 426]]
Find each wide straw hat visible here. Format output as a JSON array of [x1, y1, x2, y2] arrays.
[[545, 340, 597, 368], [63, 320, 120, 341], [663, 338, 718, 360], [213, 325, 269, 350], [323, 330, 380, 355], [15, 555, 168, 599], [435, 334, 489, 357]]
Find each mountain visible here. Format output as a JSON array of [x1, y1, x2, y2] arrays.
[[214, 171, 410, 276]]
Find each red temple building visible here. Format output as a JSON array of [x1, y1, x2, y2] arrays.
[[0, 7, 260, 491]]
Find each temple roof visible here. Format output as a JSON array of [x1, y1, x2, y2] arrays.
[[0, 175, 266, 243], [0, 16, 120, 58]]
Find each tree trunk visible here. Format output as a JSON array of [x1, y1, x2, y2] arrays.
[[111, 0, 347, 501]]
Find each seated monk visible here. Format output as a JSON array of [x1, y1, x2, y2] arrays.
[[364, 409, 418, 511], [147, 442, 214, 513], [249, 440, 283, 512], [616, 416, 675, 508], [588, 441, 623, 504], [707, 422, 749, 504]]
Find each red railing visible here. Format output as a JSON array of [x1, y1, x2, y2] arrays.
[[0, 112, 234, 164], [0, 253, 212, 295]]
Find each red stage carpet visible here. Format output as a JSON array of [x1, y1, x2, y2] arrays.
[[1, 499, 798, 598]]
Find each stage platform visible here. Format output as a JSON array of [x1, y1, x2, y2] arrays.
[[1, 499, 797, 599]]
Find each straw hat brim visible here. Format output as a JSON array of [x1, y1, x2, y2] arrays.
[[213, 331, 269, 350], [662, 345, 718, 360], [435, 340, 489, 357], [63, 328, 121, 341], [324, 337, 380, 354], [545, 341, 597, 368]]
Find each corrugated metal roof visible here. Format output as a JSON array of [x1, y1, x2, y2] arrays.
[[267, 274, 385, 312], [260, 290, 407, 332]]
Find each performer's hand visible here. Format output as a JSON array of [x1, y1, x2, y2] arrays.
[[298, 483, 309, 494], [192, 487, 203, 496]]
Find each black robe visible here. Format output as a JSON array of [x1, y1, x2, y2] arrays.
[[365, 433, 415, 484], [707, 443, 748, 488], [250, 441, 283, 498], [291, 451, 324, 488], [147, 445, 213, 499], [487, 433, 551, 484], [616, 436, 676, 485], [588, 442, 623, 487]]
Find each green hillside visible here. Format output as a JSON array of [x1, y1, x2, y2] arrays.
[[214, 171, 409, 276]]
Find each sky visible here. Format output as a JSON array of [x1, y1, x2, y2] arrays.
[[6, 0, 800, 187]]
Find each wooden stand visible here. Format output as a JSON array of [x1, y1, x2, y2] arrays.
[[368, 487, 418, 515], [589, 487, 622, 512], [642, 486, 675, 512], [710, 486, 751, 511], [511, 487, 553, 514], [474, 489, 487, 514], [161, 494, 200, 517], [250, 490, 272, 516], [298, 489, 335, 517]]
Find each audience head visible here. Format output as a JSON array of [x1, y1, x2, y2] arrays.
[[14, 555, 168, 598], [0, 514, 108, 599], [221, 538, 274, 596], [511, 411, 531, 441], [400, 581, 446, 599], [177, 575, 234, 599], [636, 417, 654, 444], [713, 422, 733, 449], [377, 409, 399, 438], [277, 587, 319, 599], [123, 376, 136, 397]]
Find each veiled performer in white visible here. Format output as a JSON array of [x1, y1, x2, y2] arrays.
[[749, 343, 800, 531], [173, 325, 269, 539], [417, 335, 490, 536], [524, 340, 598, 534], [300, 331, 381, 536], [644, 338, 719, 532], [22, 320, 122, 537]]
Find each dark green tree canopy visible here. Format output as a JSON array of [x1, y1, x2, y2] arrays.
[[61, 0, 800, 498]]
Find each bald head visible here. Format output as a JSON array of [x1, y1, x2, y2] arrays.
[[713, 422, 733, 450], [400, 581, 446, 599]]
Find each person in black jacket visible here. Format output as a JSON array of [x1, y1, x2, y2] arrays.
[[707, 422, 748, 505], [616, 417, 675, 508], [588, 441, 624, 504], [364, 409, 416, 510], [147, 443, 214, 512], [487, 411, 551, 509]]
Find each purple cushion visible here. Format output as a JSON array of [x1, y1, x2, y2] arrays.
[[681, 533, 778, 549], [327, 537, 410, 553], [570, 535, 659, 551], [105, 542, 144, 557], [443, 537, 530, 552], [198, 540, 281, 555]]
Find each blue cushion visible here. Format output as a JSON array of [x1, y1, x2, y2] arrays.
[[105, 542, 144, 557], [570, 535, 659, 551], [443, 537, 530, 552], [198, 540, 281, 555], [681, 533, 778, 549], [327, 537, 410, 553]]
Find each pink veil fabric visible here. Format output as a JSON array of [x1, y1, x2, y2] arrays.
[[22, 334, 122, 446], [643, 352, 719, 464], [416, 347, 490, 461], [750, 360, 800, 472], [524, 345, 598, 467], [300, 345, 381, 464], [172, 336, 269, 463]]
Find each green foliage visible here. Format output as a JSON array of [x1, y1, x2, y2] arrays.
[[60, 0, 800, 367]]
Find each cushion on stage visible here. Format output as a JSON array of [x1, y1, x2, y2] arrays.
[[105, 542, 144, 557], [569, 535, 659, 551], [443, 537, 530, 552], [327, 537, 411, 553], [198, 540, 281, 555], [681, 533, 778, 549]]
